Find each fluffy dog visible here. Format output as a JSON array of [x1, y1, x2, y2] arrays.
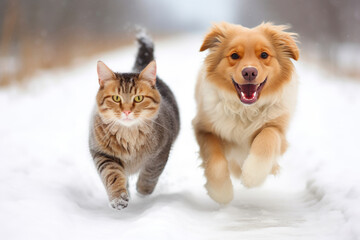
[[193, 22, 299, 204]]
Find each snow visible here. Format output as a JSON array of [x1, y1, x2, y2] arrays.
[[335, 43, 360, 74], [1, 35, 360, 240]]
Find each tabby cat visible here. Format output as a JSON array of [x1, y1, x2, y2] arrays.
[[89, 34, 180, 210]]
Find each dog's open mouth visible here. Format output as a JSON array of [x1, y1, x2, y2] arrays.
[[232, 77, 267, 104]]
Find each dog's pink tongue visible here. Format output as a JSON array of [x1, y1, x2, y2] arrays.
[[241, 84, 257, 99]]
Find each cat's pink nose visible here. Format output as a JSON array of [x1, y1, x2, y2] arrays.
[[123, 111, 131, 116]]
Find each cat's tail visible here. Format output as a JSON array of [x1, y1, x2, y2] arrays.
[[133, 29, 155, 72]]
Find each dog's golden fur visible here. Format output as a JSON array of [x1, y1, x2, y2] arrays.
[[193, 22, 299, 204]]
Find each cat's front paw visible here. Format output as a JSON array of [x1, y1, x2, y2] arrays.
[[109, 192, 129, 210]]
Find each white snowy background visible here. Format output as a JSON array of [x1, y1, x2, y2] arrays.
[[1, 35, 360, 240]]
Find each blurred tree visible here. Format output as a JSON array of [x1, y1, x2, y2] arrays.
[[0, 0, 359, 85], [0, 0, 176, 85], [0, 0, 19, 84]]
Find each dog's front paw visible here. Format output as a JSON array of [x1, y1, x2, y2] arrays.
[[241, 154, 273, 188], [109, 192, 129, 210], [205, 159, 234, 204], [271, 162, 280, 175], [206, 177, 234, 204]]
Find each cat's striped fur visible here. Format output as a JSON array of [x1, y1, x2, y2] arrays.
[[89, 34, 180, 210]]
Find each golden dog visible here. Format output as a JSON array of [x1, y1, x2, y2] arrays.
[[193, 22, 299, 204]]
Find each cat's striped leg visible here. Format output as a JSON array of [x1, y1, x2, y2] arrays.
[[136, 144, 171, 195], [94, 152, 129, 210]]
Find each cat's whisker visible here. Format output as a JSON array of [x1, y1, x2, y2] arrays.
[[141, 118, 172, 133], [97, 120, 118, 143], [93, 120, 114, 129], [92, 116, 118, 128], [137, 119, 153, 130]]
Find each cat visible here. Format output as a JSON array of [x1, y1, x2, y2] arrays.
[[89, 33, 180, 210]]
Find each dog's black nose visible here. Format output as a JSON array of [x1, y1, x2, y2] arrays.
[[242, 67, 258, 81]]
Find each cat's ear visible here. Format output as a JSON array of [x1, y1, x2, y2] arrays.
[[97, 61, 115, 87], [139, 61, 156, 86]]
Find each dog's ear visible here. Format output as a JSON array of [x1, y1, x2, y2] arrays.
[[261, 23, 299, 61], [200, 22, 228, 52]]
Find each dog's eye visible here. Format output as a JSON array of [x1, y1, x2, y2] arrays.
[[231, 53, 240, 60], [260, 52, 269, 59]]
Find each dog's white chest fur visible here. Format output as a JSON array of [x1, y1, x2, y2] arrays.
[[196, 72, 297, 165]]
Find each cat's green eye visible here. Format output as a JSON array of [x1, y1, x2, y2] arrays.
[[134, 95, 144, 103], [112, 95, 121, 103]]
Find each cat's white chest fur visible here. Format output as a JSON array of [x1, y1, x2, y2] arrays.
[[107, 122, 152, 173]]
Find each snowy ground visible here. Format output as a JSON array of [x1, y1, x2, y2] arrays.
[[1, 35, 360, 240]]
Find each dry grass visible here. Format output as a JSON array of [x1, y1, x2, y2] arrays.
[[0, 0, 135, 87], [0, 35, 133, 86]]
